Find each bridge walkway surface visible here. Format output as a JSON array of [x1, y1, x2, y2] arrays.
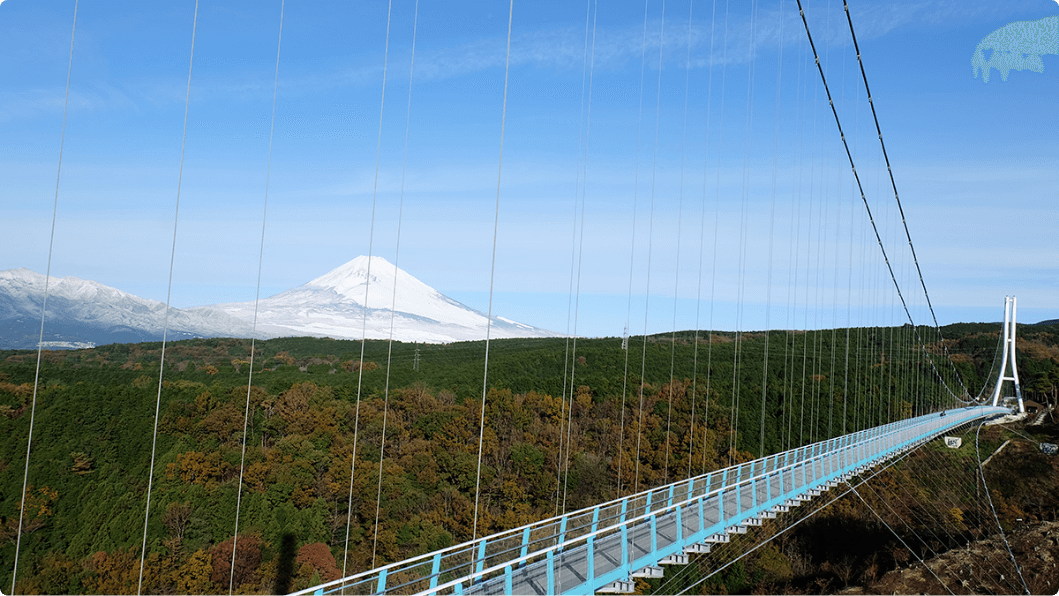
[[298, 405, 1007, 595]]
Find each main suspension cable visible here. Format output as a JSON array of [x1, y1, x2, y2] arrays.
[[795, 0, 968, 406], [842, 0, 970, 400]]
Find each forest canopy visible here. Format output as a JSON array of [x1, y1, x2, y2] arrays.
[[2, 322, 1058, 594]]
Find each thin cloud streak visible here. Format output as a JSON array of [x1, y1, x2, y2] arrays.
[[0, 0, 1015, 123]]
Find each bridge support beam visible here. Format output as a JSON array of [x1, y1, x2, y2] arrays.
[[660, 554, 689, 565], [631, 566, 664, 579], [597, 580, 636, 594]]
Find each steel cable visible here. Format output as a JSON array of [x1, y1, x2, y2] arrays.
[[229, 1, 284, 592], [138, 3, 198, 592], [13, 2, 78, 592]]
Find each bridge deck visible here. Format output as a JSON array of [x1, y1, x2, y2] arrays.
[[299, 405, 1007, 596]]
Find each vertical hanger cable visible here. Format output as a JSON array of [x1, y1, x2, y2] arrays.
[[138, 2, 199, 593], [13, 2, 78, 592], [229, 1, 284, 592], [471, 0, 515, 542]]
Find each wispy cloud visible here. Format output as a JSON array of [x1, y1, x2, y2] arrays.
[[0, 0, 1032, 122], [279, 0, 1024, 91], [0, 82, 138, 124]]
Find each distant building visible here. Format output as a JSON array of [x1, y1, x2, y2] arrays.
[[1023, 400, 1043, 414]]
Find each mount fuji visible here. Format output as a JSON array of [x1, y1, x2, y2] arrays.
[[0, 258, 553, 348], [209, 256, 553, 343]]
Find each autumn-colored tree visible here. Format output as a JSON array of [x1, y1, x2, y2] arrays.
[[0, 380, 33, 405], [166, 450, 233, 486], [199, 402, 245, 446], [275, 382, 335, 436], [176, 548, 215, 594], [1, 485, 58, 544], [211, 534, 262, 591], [244, 459, 272, 493], [11, 550, 79, 595], [83, 548, 138, 595], [342, 359, 378, 372], [296, 542, 341, 583]]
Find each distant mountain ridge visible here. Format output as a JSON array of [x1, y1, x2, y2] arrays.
[[0, 258, 552, 349], [0, 268, 281, 349]]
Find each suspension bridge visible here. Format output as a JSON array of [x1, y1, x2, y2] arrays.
[[2, 0, 1048, 595], [297, 404, 1011, 595]]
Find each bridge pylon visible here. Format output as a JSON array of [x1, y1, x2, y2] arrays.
[[990, 295, 1024, 413]]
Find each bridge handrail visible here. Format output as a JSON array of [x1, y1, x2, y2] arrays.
[[299, 405, 1001, 595], [413, 406, 1001, 596], [300, 421, 878, 593]]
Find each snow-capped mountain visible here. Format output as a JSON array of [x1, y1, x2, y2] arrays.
[[0, 268, 276, 349], [209, 256, 553, 343], [0, 258, 552, 348]]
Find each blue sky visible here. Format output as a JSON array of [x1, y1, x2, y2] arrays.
[[2, 0, 1056, 338]]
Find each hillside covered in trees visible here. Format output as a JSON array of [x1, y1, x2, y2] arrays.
[[2, 322, 1058, 594]]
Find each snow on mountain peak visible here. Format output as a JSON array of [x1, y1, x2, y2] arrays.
[[0, 267, 267, 348], [211, 256, 553, 343], [0, 267, 160, 307], [303, 256, 454, 314]]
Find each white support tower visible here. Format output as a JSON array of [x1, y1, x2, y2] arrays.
[[990, 296, 1025, 413]]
